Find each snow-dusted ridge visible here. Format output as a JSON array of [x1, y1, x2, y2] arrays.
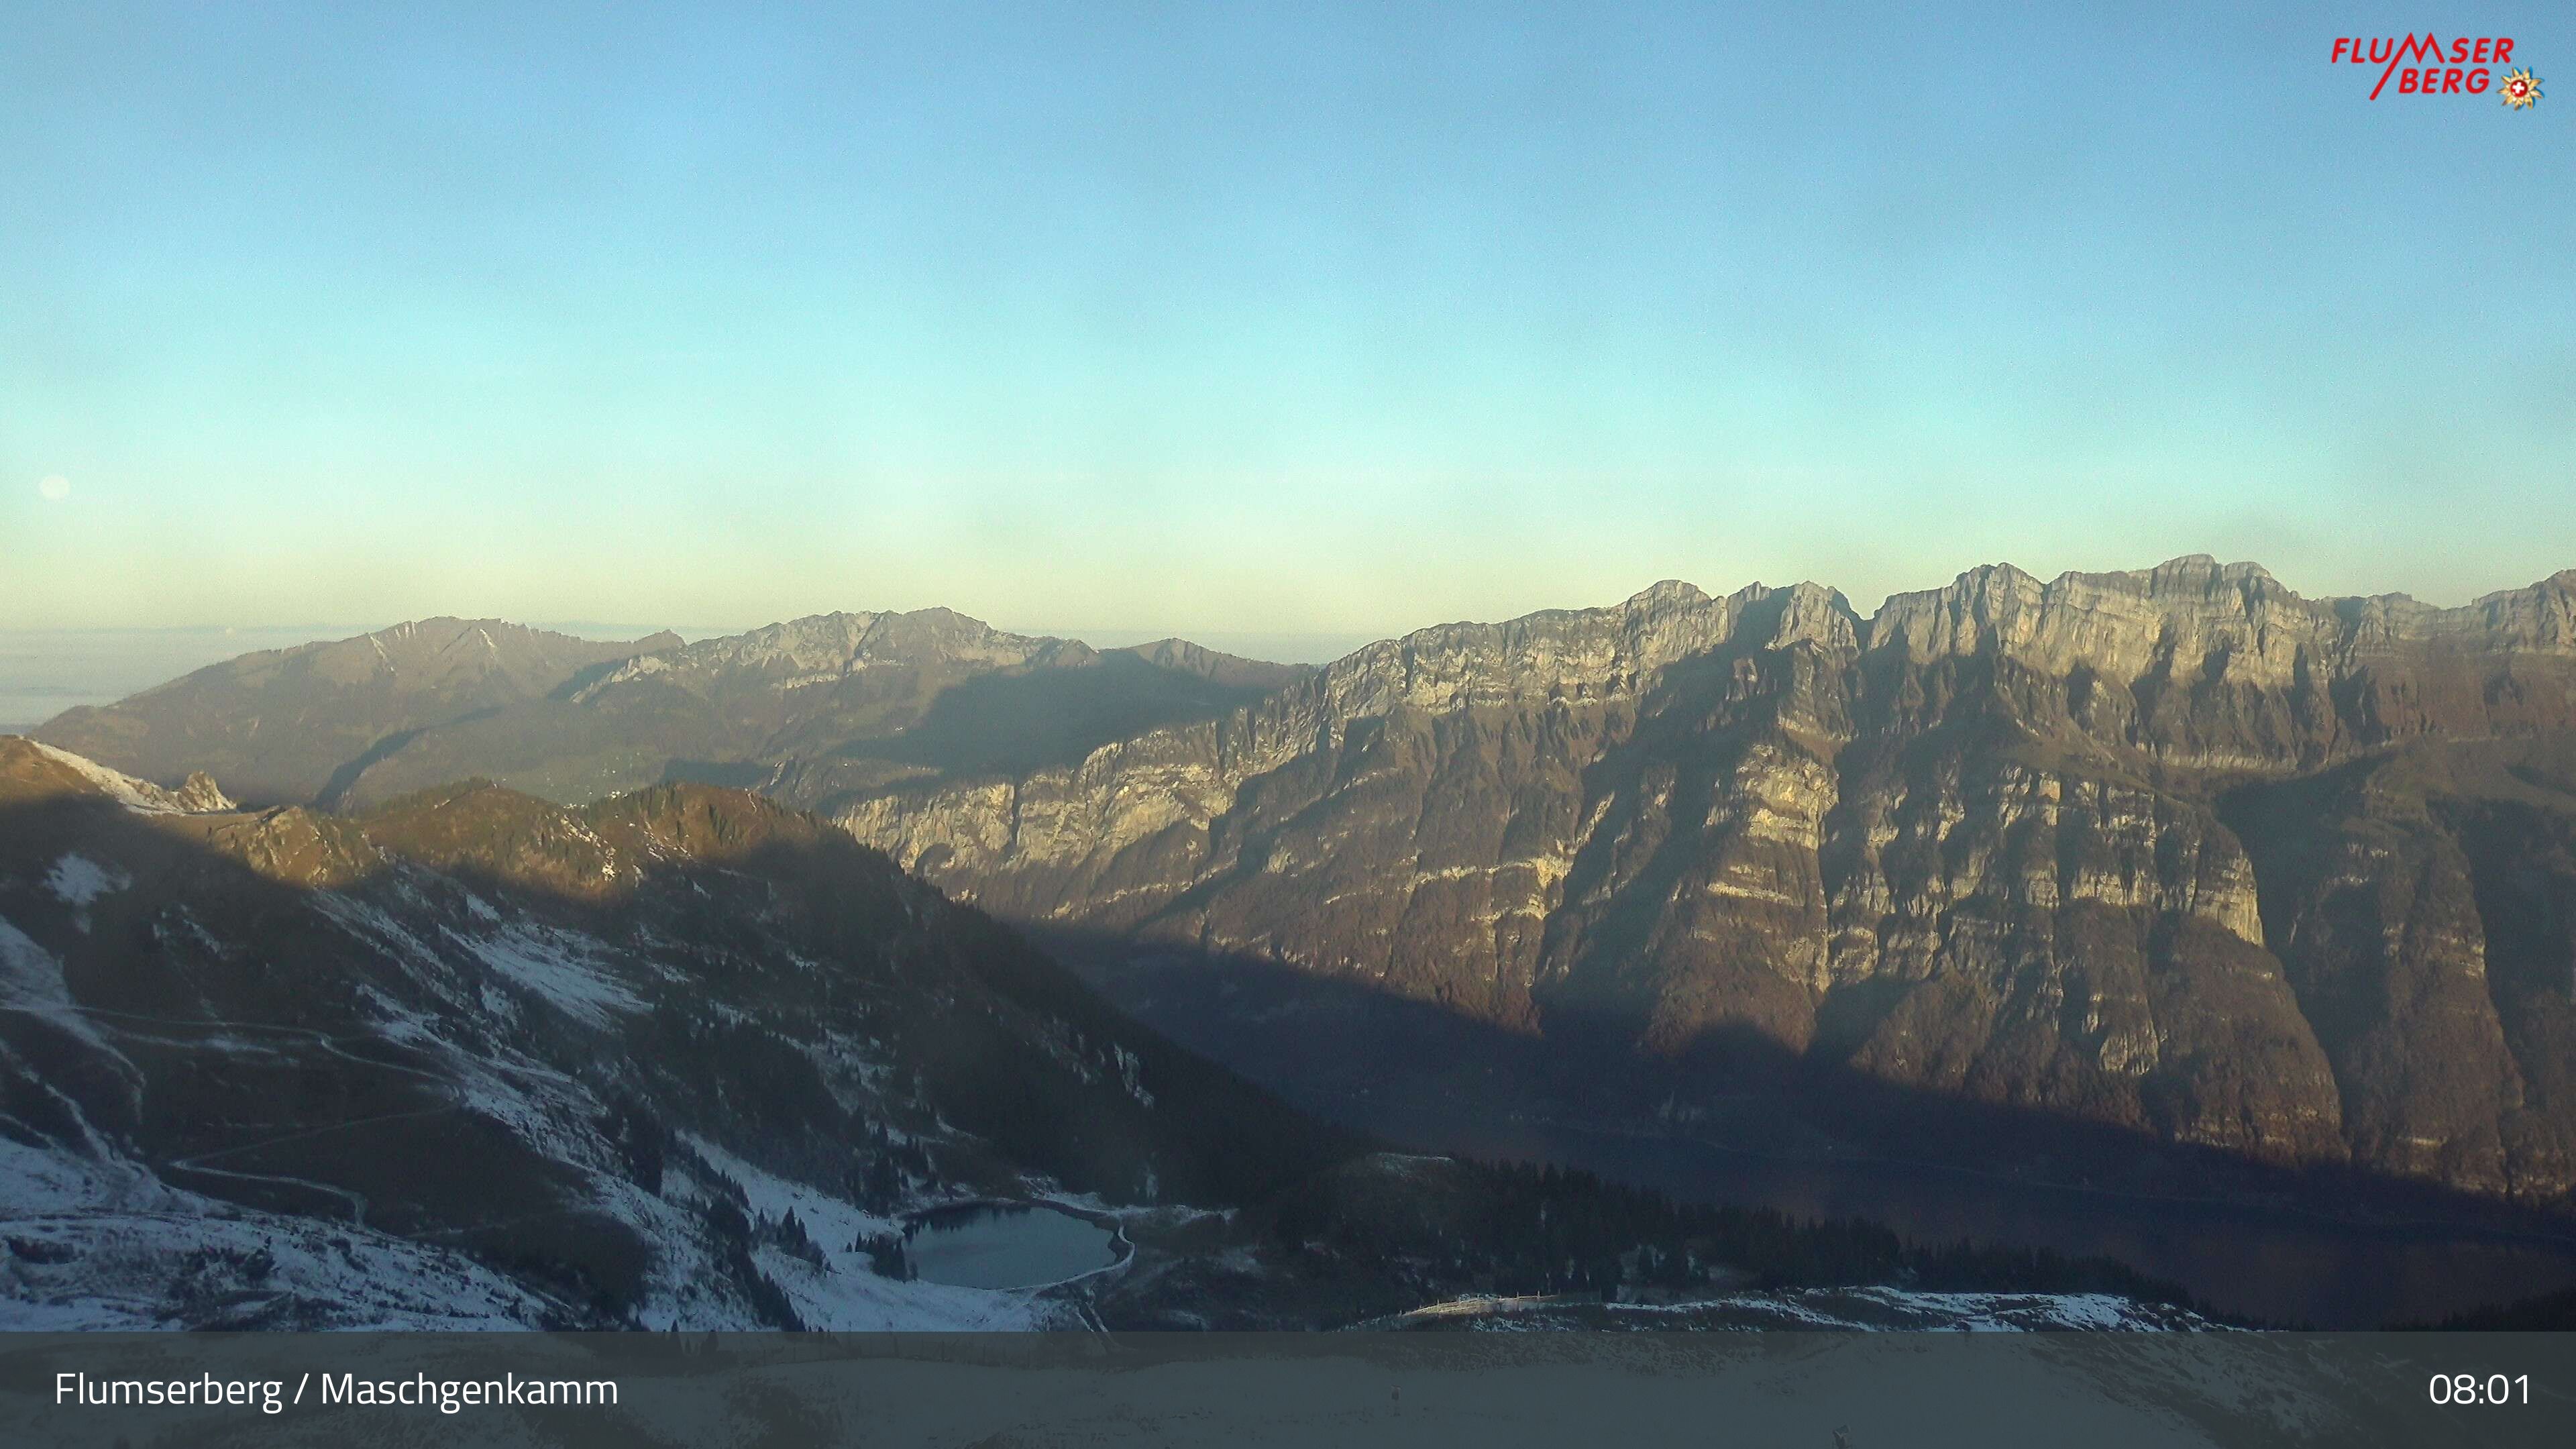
[[0, 739, 1247, 1332], [16, 738, 233, 815]]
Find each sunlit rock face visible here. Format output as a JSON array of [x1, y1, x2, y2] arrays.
[[839, 559, 2576, 1200]]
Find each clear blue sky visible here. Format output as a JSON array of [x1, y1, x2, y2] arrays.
[[3, 3, 2569, 635]]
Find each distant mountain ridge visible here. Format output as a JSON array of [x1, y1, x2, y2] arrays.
[[32, 618, 681, 808], [33, 610, 1308, 816]]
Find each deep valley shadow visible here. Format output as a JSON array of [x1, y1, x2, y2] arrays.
[[1030, 925, 2576, 1328]]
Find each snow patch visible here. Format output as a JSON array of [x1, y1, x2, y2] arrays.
[[458, 926, 647, 1026], [0, 916, 126, 1063], [45, 853, 129, 910], [0, 1132, 176, 1218], [21, 740, 191, 814]]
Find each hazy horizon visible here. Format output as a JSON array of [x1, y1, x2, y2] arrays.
[[7, 3, 2572, 634], [6, 542, 2573, 642]]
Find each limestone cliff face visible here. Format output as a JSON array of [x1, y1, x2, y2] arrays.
[[839, 559, 2576, 1199], [1870, 557, 2576, 769]]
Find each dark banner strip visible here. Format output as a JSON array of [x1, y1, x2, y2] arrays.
[[1, 1331, 2571, 1448]]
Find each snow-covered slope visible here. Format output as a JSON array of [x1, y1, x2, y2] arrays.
[[0, 738, 1344, 1329]]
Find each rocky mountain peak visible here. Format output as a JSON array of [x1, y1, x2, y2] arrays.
[[637, 608, 1069, 687], [2463, 570, 2576, 649], [1750, 580, 1862, 653], [1868, 557, 2301, 680], [166, 770, 235, 813], [2, 737, 236, 815], [314, 617, 664, 690], [1858, 556, 2576, 691], [1311, 583, 1737, 718], [1625, 578, 1711, 610]]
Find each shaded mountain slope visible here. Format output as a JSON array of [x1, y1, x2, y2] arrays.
[[0, 735, 1358, 1328]]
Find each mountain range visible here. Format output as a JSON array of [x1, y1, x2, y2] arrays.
[[30, 557, 2576, 1217], [0, 735, 2208, 1329], [35, 613, 1305, 816]]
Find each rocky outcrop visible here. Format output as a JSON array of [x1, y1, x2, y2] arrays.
[[3, 737, 236, 816], [837, 559, 2576, 1200]]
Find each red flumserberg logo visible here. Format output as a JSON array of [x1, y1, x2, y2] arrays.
[[2330, 34, 2541, 105]]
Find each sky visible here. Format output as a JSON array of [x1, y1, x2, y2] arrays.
[[3, 2, 2571, 639]]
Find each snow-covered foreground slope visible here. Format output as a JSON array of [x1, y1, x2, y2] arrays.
[[0, 739, 1348, 1330], [0, 1136, 561, 1329]]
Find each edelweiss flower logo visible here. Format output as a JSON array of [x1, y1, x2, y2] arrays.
[[2501, 67, 2542, 107]]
